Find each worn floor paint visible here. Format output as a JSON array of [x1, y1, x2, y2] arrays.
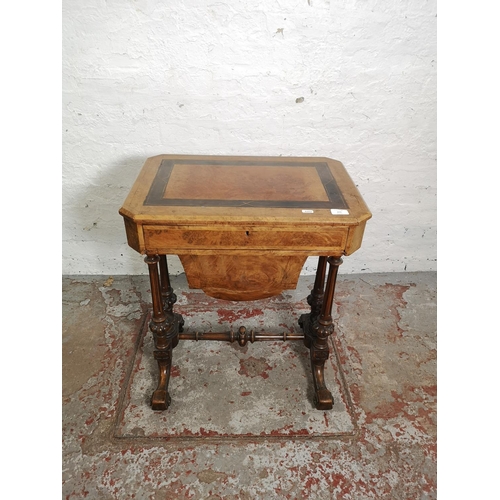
[[62, 272, 436, 499], [117, 318, 355, 439]]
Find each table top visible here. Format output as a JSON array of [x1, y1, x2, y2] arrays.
[[119, 154, 371, 227]]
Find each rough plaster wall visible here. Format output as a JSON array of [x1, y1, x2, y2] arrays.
[[62, 0, 436, 276]]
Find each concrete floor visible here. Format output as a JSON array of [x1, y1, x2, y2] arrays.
[[62, 271, 436, 499]]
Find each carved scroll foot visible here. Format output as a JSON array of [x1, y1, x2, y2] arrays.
[[299, 314, 334, 410], [149, 320, 177, 410], [310, 323, 334, 410], [149, 314, 183, 410], [313, 387, 334, 410], [151, 352, 172, 411], [151, 390, 171, 411]]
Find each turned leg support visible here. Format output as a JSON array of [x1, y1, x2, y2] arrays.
[[146, 254, 183, 411], [159, 255, 184, 347], [300, 256, 327, 349], [299, 256, 342, 410]]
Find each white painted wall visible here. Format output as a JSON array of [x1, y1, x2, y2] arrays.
[[62, 0, 436, 276]]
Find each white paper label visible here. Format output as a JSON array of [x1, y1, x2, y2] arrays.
[[330, 209, 349, 215], [301, 209, 314, 214]]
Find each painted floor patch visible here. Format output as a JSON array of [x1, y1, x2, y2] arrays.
[[115, 313, 356, 440]]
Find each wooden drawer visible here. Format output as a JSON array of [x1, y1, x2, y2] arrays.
[[143, 225, 348, 254]]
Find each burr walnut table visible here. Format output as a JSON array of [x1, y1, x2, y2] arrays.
[[119, 154, 371, 411]]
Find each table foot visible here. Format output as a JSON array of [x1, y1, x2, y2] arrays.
[[149, 315, 184, 411], [149, 319, 180, 410], [299, 313, 334, 410], [151, 390, 171, 411], [314, 388, 334, 410], [310, 322, 335, 410]]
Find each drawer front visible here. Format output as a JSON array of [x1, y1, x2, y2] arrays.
[[143, 225, 348, 253]]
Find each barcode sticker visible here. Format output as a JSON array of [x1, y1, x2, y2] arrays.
[[302, 209, 314, 214], [331, 209, 349, 215]]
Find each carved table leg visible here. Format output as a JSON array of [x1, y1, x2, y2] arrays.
[[159, 255, 184, 348], [299, 256, 342, 410], [299, 256, 327, 349], [145, 254, 183, 410]]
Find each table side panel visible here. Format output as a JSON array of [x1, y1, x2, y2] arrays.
[[123, 216, 144, 253], [345, 220, 369, 256]]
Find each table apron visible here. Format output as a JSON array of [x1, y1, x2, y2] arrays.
[[142, 225, 349, 254]]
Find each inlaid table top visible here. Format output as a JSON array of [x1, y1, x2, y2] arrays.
[[119, 154, 372, 258]]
